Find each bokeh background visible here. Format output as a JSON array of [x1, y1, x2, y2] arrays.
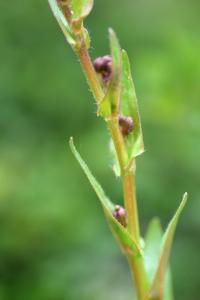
[[0, 0, 200, 299]]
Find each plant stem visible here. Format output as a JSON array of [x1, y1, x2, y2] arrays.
[[124, 165, 148, 300], [123, 165, 140, 242], [76, 41, 104, 104], [107, 115, 128, 175], [107, 118, 140, 240], [108, 118, 148, 300], [76, 33, 148, 300]]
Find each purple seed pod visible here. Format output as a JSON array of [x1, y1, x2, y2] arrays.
[[119, 115, 134, 136], [113, 205, 127, 227], [93, 55, 112, 82]]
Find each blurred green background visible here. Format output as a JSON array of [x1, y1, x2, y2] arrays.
[[0, 0, 200, 299]]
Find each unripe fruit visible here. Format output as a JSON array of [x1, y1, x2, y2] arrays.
[[93, 55, 112, 81], [119, 115, 134, 136], [113, 205, 127, 227]]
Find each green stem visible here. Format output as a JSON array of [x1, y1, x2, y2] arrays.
[[123, 165, 140, 242], [75, 31, 148, 300], [107, 115, 128, 175], [76, 40, 104, 104], [107, 117, 140, 241], [107, 117, 148, 300], [124, 166, 148, 300]]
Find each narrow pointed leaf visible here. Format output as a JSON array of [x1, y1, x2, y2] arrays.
[[98, 29, 122, 117], [109, 28, 121, 84], [147, 193, 187, 300], [48, 0, 75, 45], [144, 218, 174, 300], [69, 137, 142, 257], [121, 50, 144, 159], [71, 0, 94, 21], [69, 137, 113, 212]]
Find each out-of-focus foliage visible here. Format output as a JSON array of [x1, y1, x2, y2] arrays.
[[0, 0, 200, 299]]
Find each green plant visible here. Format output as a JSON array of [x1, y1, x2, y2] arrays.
[[48, 1, 187, 299]]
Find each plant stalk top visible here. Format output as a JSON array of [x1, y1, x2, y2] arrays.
[[48, 1, 187, 299]]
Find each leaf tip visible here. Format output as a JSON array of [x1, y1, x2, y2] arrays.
[[183, 192, 188, 199], [108, 27, 114, 36], [69, 136, 75, 152], [181, 192, 188, 209], [108, 28, 118, 44], [69, 136, 74, 144], [121, 48, 127, 57], [151, 217, 162, 228]]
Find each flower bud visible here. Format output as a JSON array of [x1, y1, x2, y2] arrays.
[[113, 205, 127, 227], [119, 115, 134, 136], [93, 55, 112, 82]]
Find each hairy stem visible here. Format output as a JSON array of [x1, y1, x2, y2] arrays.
[[76, 41, 104, 104]]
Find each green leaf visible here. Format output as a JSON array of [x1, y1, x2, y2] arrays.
[[144, 218, 163, 284], [98, 29, 122, 118], [48, 0, 75, 45], [71, 0, 94, 21], [121, 50, 144, 159], [147, 193, 187, 300], [69, 137, 142, 257], [144, 218, 174, 300], [109, 28, 121, 84]]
